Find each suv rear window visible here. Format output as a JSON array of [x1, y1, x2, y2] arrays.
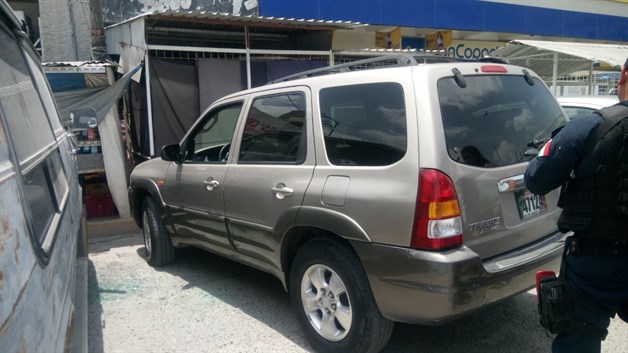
[[319, 82, 407, 166], [438, 75, 565, 167]]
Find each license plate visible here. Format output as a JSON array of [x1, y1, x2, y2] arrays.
[[515, 189, 547, 220]]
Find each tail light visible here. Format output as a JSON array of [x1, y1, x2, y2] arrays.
[[411, 169, 463, 250]]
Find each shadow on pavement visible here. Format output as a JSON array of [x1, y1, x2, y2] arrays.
[[139, 246, 314, 351], [132, 245, 551, 353], [87, 259, 105, 353], [87, 230, 552, 353]]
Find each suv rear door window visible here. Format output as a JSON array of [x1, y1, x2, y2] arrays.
[[319, 82, 407, 166], [438, 75, 565, 167]]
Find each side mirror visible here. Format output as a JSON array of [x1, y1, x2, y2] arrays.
[[68, 108, 98, 129], [161, 144, 182, 163]]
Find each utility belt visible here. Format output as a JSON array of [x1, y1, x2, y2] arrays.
[[567, 236, 628, 256]]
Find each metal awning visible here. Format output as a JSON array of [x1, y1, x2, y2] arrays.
[[105, 9, 366, 31], [491, 39, 628, 94]]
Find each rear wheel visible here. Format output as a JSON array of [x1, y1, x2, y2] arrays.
[[290, 238, 393, 353], [141, 196, 175, 266]]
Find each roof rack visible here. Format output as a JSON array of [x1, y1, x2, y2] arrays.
[[268, 53, 508, 84], [269, 54, 419, 84]]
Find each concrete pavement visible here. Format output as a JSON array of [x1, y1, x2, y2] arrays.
[[86, 219, 628, 353]]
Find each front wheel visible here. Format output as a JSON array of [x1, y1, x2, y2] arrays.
[[141, 196, 175, 266], [289, 238, 393, 353]]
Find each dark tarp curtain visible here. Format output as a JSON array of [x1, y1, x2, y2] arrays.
[[52, 63, 142, 125], [198, 58, 243, 113], [149, 58, 199, 155], [244, 60, 268, 89], [127, 79, 150, 161], [265, 60, 327, 82], [145, 58, 330, 158]]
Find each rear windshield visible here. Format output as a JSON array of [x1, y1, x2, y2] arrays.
[[438, 75, 566, 167]]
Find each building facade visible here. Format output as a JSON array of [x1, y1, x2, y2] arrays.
[[7, 0, 627, 67]]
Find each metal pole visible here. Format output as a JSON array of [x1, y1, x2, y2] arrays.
[[552, 52, 558, 96], [145, 54, 155, 157], [245, 25, 251, 89], [588, 61, 594, 95]]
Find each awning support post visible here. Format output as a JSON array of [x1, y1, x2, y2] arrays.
[[588, 61, 594, 95], [552, 52, 558, 96], [145, 54, 155, 157], [245, 25, 251, 89]]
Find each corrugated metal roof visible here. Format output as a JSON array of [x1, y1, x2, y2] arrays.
[[42, 61, 117, 74], [105, 9, 366, 30], [491, 40, 627, 78], [42, 61, 116, 67]]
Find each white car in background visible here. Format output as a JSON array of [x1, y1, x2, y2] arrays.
[[557, 95, 619, 119]]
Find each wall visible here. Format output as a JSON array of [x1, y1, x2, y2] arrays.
[[38, 0, 93, 61], [258, 0, 628, 43], [102, 0, 259, 24]]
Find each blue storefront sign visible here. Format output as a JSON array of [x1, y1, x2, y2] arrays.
[[258, 0, 627, 42]]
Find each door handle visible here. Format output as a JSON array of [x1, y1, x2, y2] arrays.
[[497, 174, 525, 192], [271, 183, 294, 199], [203, 178, 220, 191]]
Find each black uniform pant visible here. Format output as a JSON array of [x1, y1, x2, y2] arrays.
[[552, 252, 628, 353]]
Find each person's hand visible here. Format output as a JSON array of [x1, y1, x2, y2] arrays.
[[618, 58, 628, 102]]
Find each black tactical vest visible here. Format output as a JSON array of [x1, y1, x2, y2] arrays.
[[557, 103, 628, 241]]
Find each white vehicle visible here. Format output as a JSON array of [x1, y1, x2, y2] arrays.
[[0, 1, 87, 352], [557, 95, 619, 119]]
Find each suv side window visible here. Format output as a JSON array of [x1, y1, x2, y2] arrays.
[[182, 103, 242, 163], [238, 93, 306, 164], [0, 25, 68, 255], [319, 82, 407, 166]]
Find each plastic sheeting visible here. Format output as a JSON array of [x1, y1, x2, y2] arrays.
[[52, 64, 141, 219], [53, 64, 142, 125], [149, 59, 200, 152]]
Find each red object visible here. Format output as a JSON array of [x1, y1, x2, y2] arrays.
[[480, 65, 508, 73], [85, 193, 115, 218], [536, 270, 557, 302]]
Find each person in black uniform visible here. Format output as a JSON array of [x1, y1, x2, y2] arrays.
[[524, 58, 628, 353]]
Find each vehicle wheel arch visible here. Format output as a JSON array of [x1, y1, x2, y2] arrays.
[[281, 225, 365, 294], [130, 178, 166, 227]]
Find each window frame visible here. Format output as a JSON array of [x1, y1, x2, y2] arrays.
[[181, 101, 245, 164], [0, 22, 69, 264], [318, 82, 408, 167], [236, 91, 308, 165]]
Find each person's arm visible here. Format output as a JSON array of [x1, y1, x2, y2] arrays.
[[524, 116, 601, 195]]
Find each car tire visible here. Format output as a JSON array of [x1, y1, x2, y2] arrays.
[[289, 238, 393, 353], [141, 196, 175, 267]]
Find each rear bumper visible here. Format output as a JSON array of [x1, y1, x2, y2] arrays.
[[352, 231, 566, 325]]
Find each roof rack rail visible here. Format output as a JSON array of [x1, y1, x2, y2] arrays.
[[269, 54, 418, 84]]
